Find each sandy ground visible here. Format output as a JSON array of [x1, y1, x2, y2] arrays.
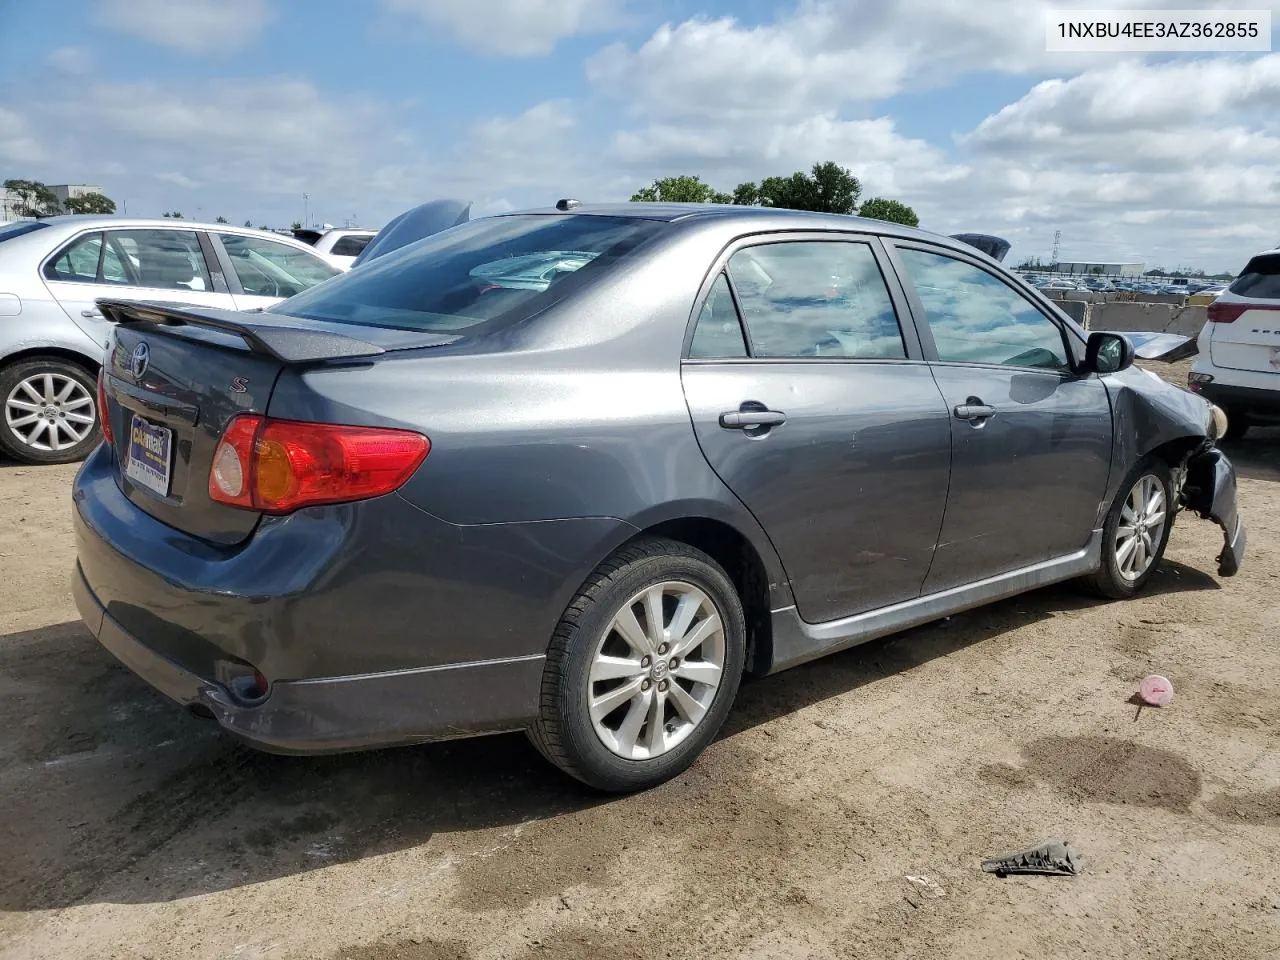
[[1, 367, 1278, 960]]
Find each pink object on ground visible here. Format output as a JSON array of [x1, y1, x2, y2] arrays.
[[1139, 674, 1174, 706]]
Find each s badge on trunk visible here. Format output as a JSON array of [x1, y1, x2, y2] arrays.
[[130, 342, 149, 379]]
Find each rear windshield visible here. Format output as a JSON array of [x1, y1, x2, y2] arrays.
[[270, 214, 664, 334], [1229, 254, 1280, 299], [0, 221, 51, 244]]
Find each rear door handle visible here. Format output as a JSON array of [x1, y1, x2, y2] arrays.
[[953, 402, 996, 421], [719, 408, 787, 429]]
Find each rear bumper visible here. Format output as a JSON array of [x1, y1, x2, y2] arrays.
[[1193, 381, 1280, 419], [1184, 446, 1246, 578], [73, 561, 545, 754]]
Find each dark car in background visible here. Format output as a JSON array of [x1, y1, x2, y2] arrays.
[[72, 204, 1244, 792]]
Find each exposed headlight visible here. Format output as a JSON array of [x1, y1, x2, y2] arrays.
[[1207, 403, 1229, 440]]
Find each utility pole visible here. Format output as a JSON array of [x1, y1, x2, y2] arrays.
[[303, 193, 310, 228], [1051, 230, 1061, 265]]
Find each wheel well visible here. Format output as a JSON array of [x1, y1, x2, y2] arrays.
[[640, 517, 774, 676], [1, 347, 100, 377], [1145, 435, 1205, 473]]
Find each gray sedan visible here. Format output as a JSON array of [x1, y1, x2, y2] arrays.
[[72, 203, 1245, 792], [0, 217, 340, 464]]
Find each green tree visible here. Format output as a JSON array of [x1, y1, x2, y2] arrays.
[[62, 191, 117, 215], [736, 161, 862, 214], [215, 215, 228, 223], [162, 210, 184, 218], [857, 197, 918, 227], [290, 220, 303, 230], [630, 175, 732, 204], [731, 181, 762, 206], [3, 178, 61, 217], [243, 219, 253, 228]]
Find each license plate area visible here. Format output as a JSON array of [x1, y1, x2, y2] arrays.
[[125, 413, 173, 497]]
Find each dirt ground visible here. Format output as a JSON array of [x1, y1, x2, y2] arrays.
[[1, 366, 1278, 960]]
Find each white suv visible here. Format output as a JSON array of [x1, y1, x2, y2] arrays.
[[1189, 247, 1280, 439], [291, 228, 377, 270]]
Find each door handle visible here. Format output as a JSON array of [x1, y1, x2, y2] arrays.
[[953, 401, 996, 421], [81, 308, 103, 319], [719, 407, 787, 429]]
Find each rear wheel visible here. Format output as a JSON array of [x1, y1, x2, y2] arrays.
[[1223, 411, 1250, 441], [0, 358, 100, 465], [529, 537, 746, 792], [1085, 458, 1174, 599]]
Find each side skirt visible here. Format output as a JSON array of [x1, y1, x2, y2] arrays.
[[766, 531, 1103, 674]]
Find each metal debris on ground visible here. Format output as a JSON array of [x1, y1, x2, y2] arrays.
[[981, 839, 1078, 877]]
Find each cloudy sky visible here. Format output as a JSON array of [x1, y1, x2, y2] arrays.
[[1, 0, 1278, 272]]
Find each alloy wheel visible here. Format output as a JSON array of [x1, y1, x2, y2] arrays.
[[4, 373, 97, 453], [588, 580, 726, 761], [1115, 474, 1167, 581]]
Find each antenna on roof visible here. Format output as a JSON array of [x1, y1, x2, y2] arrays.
[[555, 198, 581, 211]]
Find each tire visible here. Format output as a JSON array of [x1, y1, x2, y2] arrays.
[[529, 536, 746, 792], [1084, 457, 1174, 599], [1223, 411, 1250, 442], [0, 358, 101, 465]]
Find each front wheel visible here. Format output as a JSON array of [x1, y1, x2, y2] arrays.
[[1085, 458, 1174, 599], [529, 537, 746, 792], [0, 358, 100, 465]]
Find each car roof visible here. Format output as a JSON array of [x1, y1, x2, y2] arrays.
[[1, 216, 323, 251], [494, 202, 983, 258]]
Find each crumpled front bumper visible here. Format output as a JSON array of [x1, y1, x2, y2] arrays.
[[1183, 445, 1246, 577]]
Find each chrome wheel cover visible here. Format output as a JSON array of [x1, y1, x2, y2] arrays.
[[588, 581, 726, 760], [5, 373, 96, 452], [1116, 474, 1167, 581]]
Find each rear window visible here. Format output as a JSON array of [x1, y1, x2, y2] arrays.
[[1228, 254, 1280, 299], [329, 234, 371, 257], [0, 221, 51, 244], [271, 214, 665, 334]]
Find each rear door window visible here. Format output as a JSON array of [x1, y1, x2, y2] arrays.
[[1229, 254, 1280, 299], [104, 229, 212, 292], [724, 240, 906, 359], [218, 233, 340, 297]]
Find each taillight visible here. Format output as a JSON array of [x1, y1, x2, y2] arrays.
[[209, 415, 429, 514], [1207, 301, 1280, 324], [96, 369, 113, 445]]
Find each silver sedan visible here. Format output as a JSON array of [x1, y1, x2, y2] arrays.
[[0, 216, 340, 464]]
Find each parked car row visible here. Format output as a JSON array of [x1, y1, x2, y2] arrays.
[[1019, 274, 1228, 297]]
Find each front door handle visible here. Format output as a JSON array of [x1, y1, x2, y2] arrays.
[[953, 399, 996, 421], [81, 308, 103, 319], [719, 407, 787, 429]]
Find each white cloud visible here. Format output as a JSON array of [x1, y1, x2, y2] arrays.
[[0, 107, 47, 164], [95, 0, 274, 54], [380, 0, 626, 56], [46, 46, 93, 75]]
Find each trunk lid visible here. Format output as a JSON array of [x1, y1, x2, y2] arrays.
[[1208, 303, 1280, 374], [97, 299, 456, 545]]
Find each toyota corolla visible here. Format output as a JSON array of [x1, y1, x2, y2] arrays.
[[72, 203, 1245, 792]]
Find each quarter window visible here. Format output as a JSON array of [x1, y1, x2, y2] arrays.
[[219, 233, 340, 298], [44, 231, 148, 286], [689, 273, 748, 358], [725, 241, 906, 359], [897, 248, 1070, 371]]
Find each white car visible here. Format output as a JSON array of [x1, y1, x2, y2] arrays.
[[0, 216, 341, 464], [291, 227, 377, 270], [1188, 247, 1280, 439]]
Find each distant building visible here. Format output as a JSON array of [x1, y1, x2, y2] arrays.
[[1053, 261, 1145, 277], [1, 183, 105, 222]]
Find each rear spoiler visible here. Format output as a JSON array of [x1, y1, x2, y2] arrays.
[[97, 299, 391, 363], [1108, 331, 1199, 363]]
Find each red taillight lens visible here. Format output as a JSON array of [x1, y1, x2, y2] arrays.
[[96, 369, 113, 445], [208, 415, 429, 514], [1207, 301, 1280, 324]]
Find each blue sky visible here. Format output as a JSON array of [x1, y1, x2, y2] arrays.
[[2, 0, 1279, 271]]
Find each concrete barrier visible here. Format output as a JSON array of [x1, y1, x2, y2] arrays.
[[1054, 300, 1089, 325], [1089, 302, 1207, 338]]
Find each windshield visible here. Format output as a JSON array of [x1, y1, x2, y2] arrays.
[[0, 221, 51, 244], [271, 214, 665, 334]]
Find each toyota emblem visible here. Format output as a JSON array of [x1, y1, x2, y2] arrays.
[[130, 342, 150, 379]]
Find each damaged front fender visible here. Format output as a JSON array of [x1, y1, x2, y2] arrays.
[[1183, 446, 1247, 577]]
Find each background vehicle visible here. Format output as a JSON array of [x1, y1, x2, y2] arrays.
[[74, 203, 1242, 793], [291, 226, 378, 270], [1189, 247, 1280, 438], [0, 217, 340, 464]]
